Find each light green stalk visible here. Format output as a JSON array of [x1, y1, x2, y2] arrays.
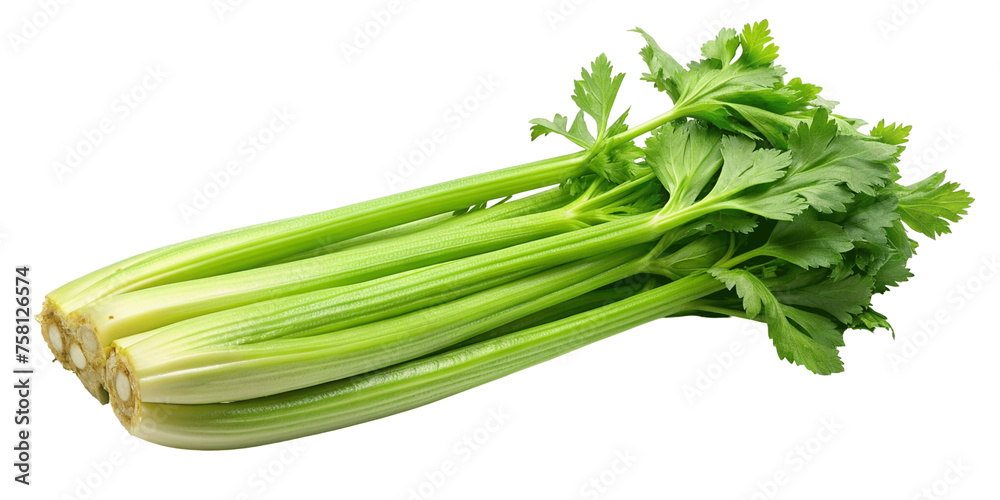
[[109, 245, 659, 406], [269, 187, 573, 264], [121, 272, 725, 449], [75, 174, 657, 349]]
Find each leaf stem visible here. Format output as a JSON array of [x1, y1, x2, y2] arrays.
[[127, 273, 725, 449]]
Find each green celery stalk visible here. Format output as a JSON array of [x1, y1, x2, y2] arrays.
[[101, 197, 724, 393], [80, 210, 585, 344], [75, 174, 657, 351], [101, 213, 663, 357], [39, 152, 589, 389], [107, 245, 657, 407], [447, 276, 659, 352], [110, 229, 730, 411], [45, 20, 833, 405], [122, 272, 725, 449], [269, 187, 573, 264], [52, 153, 590, 313], [69, 20, 974, 450], [445, 234, 730, 352], [43, 186, 569, 401]]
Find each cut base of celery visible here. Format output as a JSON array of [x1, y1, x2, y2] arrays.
[[38, 300, 114, 404], [107, 349, 138, 428], [66, 338, 110, 403], [78, 322, 102, 359], [38, 300, 72, 369], [39, 298, 111, 402], [77, 362, 111, 403], [59, 317, 114, 403]]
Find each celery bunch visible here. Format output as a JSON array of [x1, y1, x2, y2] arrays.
[[40, 21, 972, 449]]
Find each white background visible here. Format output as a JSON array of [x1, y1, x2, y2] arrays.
[[2, 1, 998, 499]]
